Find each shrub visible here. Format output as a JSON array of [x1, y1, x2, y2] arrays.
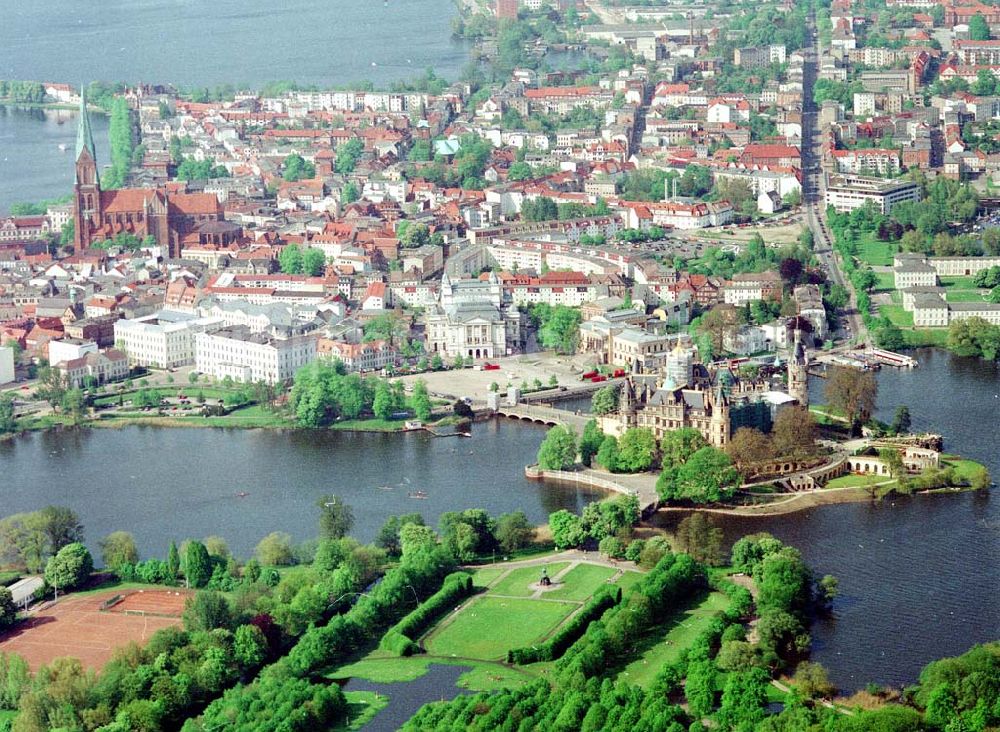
[[378, 572, 474, 655], [507, 585, 621, 665]]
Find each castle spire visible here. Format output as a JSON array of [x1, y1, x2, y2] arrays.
[[75, 84, 98, 181]]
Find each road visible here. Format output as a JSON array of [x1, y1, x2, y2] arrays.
[[800, 9, 868, 344]]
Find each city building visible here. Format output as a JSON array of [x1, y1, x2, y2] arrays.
[[194, 327, 318, 384], [53, 349, 129, 388], [424, 272, 524, 359], [0, 346, 13, 384], [114, 312, 225, 369], [824, 175, 921, 214]]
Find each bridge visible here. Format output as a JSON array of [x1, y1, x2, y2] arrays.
[[495, 403, 592, 432]]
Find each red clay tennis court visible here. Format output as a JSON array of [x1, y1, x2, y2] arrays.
[[0, 589, 191, 671]]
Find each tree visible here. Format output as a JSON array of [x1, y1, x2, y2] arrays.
[[336, 138, 365, 174], [0, 587, 15, 629], [375, 514, 424, 556], [727, 428, 774, 469], [536, 306, 581, 354], [970, 12, 991, 41], [182, 590, 232, 632], [508, 161, 533, 181], [717, 640, 760, 672], [825, 366, 877, 431], [616, 428, 657, 472], [167, 541, 180, 579], [549, 510, 586, 549], [659, 428, 707, 469], [673, 513, 724, 565], [591, 385, 619, 416], [203, 536, 230, 559], [341, 181, 360, 204], [657, 446, 741, 503], [279, 244, 304, 274], [373, 380, 395, 420], [793, 661, 836, 699], [411, 379, 432, 421], [771, 407, 817, 458], [970, 465, 992, 490], [579, 419, 604, 467], [184, 541, 212, 588], [595, 435, 621, 472], [38, 506, 84, 554], [233, 623, 268, 669], [400, 523, 438, 555], [0, 393, 15, 434], [98, 531, 138, 571], [536, 426, 577, 470], [317, 495, 353, 540], [44, 542, 93, 592], [685, 659, 718, 718], [718, 668, 769, 730], [282, 153, 316, 182], [891, 405, 912, 435], [61, 388, 85, 425], [255, 532, 294, 566], [496, 511, 534, 553], [521, 196, 558, 221], [302, 248, 326, 276]]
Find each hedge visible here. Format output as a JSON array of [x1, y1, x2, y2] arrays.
[[507, 585, 621, 665], [379, 571, 474, 656]]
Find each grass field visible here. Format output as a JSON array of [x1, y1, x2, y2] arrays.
[[943, 456, 987, 483], [616, 591, 730, 689], [489, 563, 569, 597], [857, 238, 897, 266], [874, 271, 895, 292], [424, 596, 575, 660], [470, 566, 506, 589], [826, 473, 894, 489], [334, 691, 390, 731], [542, 564, 617, 601], [879, 304, 914, 327], [614, 570, 645, 594], [330, 653, 535, 692], [944, 290, 986, 302]]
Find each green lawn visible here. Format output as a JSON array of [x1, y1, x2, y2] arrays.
[[489, 563, 570, 598], [857, 238, 897, 266], [825, 473, 893, 489], [424, 596, 575, 660], [944, 290, 986, 302], [879, 304, 913, 327], [942, 456, 988, 483], [874, 271, 896, 292], [329, 652, 536, 692], [541, 564, 618, 602], [470, 566, 507, 589], [616, 591, 730, 689], [331, 691, 390, 731], [614, 570, 645, 594], [940, 275, 980, 290]]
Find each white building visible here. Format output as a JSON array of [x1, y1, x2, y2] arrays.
[[424, 272, 524, 360], [0, 346, 14, 384], [48, 339, 98, 367], [195, 327, 318, 384], [824, 175, 921, 215], [114, 312, 226, 369]]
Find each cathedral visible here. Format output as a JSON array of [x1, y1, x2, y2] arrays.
[[73, 89, 235, 258]]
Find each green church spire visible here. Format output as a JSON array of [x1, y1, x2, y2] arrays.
[[75, 84, 97, 164]]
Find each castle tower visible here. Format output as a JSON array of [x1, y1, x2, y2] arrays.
[[73, 86, 101, 249], [708, 384, 731, 447], [788, 329, 809, 407]]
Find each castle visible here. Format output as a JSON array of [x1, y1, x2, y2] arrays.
[[73, 89, 234, 257], [605, 329, 810, 448]]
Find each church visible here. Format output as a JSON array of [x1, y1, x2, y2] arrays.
[[73, 89, 236, 258]]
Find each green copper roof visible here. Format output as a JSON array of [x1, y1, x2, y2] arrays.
[[75, 85, 97, 163]]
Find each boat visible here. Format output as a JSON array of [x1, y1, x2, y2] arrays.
[[58, 143, 68, 152], [377, 485, 393, 491], [407, 490, 428, 499], [235, 491, 249, 498]]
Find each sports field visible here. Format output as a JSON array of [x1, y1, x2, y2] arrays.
[[0, 589, 190, 670]]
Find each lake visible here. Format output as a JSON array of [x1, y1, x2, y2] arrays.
[[0, 418, 601, 559], [2, 351, 998, 691], [658, 348, 1000, 690], [1, 0, 471, 89], [0, 0, 470, 214], [0, 106, 109, 215]]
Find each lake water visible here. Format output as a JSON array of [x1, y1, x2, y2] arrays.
[[0, 0, 470, 215], [0, 419, 601, 560], [1, 0, 471, 89], [0, 106, 109, 215], [658, 348, 1000, 690], [2, 351, 998, 690]]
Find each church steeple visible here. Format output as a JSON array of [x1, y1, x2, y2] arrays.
[[75, 85, 98, 185]]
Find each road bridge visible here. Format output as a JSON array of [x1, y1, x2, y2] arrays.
[[495, 403, 592, 432]]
